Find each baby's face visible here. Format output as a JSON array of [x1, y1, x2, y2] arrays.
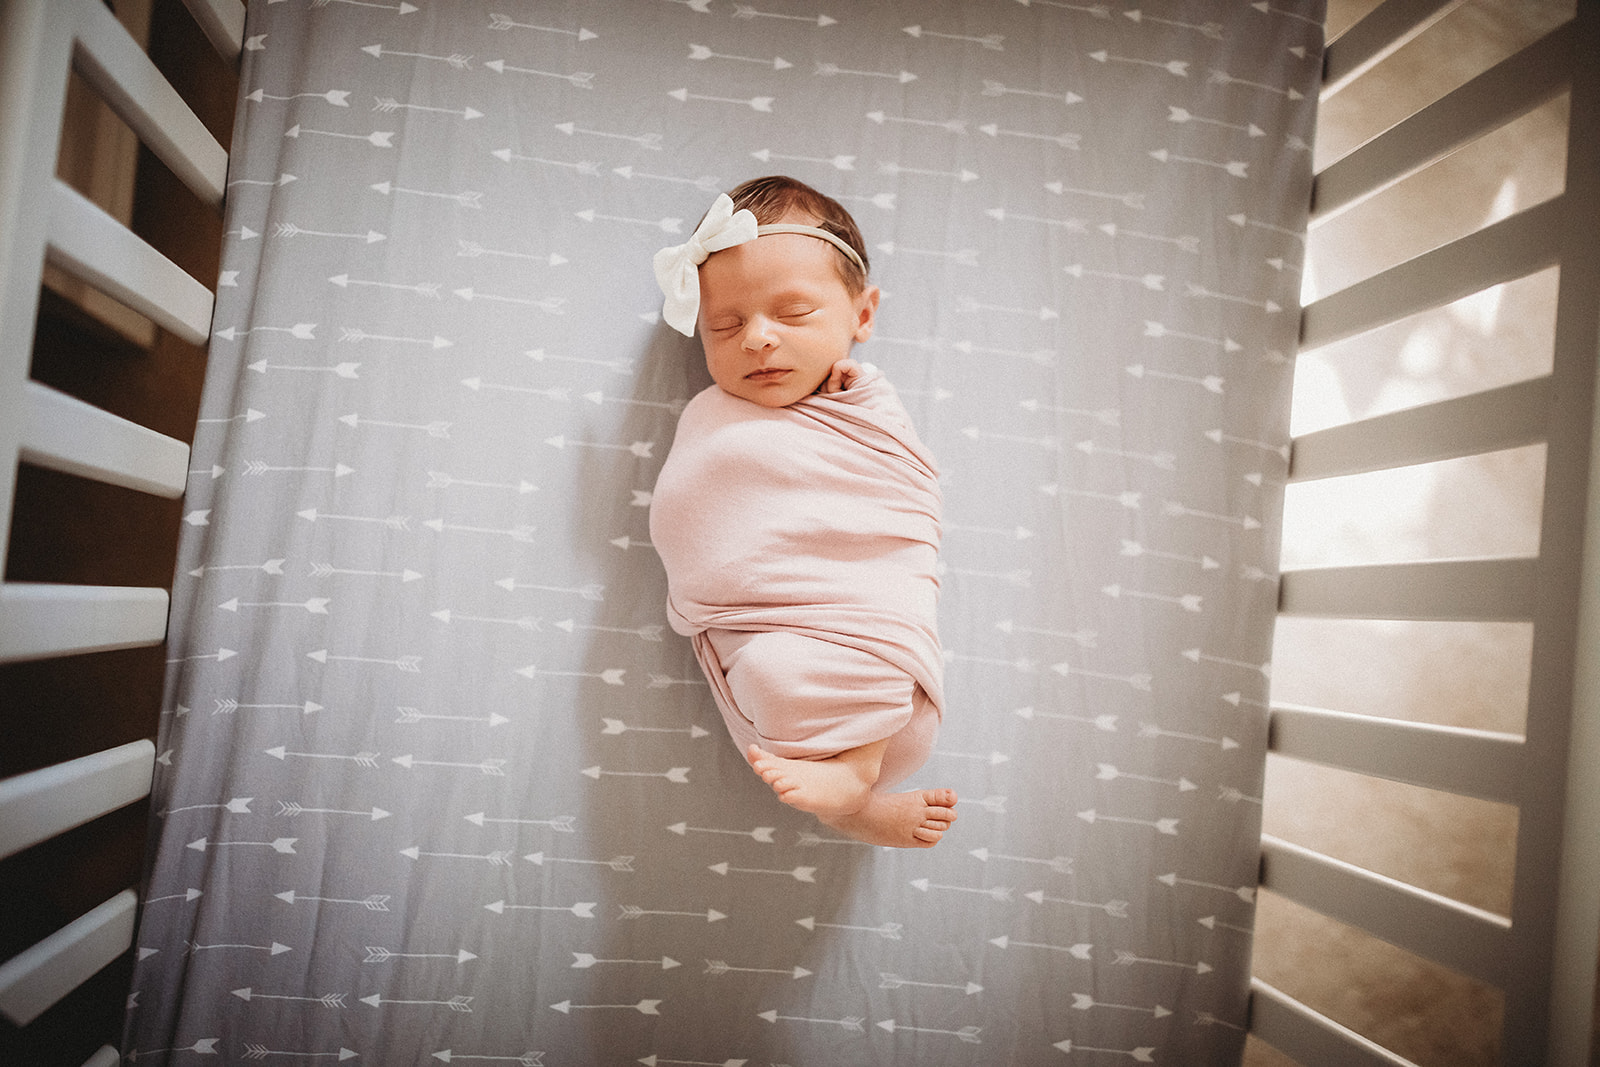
[[696, 229, 878, 408]]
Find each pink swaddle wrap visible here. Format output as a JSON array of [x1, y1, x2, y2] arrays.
[[649, 366, 943, 789]]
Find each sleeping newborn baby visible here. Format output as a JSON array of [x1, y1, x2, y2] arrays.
[[648, 176, 957, 849]]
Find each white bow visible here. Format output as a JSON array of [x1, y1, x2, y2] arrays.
[[653, 193, 759, 336]]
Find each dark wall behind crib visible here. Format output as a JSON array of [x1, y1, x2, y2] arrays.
[[0, 1, 233, 1062]]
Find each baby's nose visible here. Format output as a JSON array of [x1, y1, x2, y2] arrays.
[[742, 316, 778, 349]]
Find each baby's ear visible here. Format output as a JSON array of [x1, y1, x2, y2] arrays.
[[853, 285, 882, 343]]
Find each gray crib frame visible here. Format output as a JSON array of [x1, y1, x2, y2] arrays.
[[0, 0, 1595, 1063]]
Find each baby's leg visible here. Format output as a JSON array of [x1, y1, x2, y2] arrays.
[[745, 738, 887, 817]]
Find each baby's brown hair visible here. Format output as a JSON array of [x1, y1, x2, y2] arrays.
[[727, 175, 870, 294]]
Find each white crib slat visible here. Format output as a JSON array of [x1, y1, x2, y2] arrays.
[[1314, 21, 1573, 222], [21, 381, 189, 498], [1259, 835, 1511, 987], [70, 0, 227, 208], [47, 179, 213, 345], [1270, 703, 1524, 805], [1278, 557, 1536, 622], [0, 583, 169, 664], [0, 740, 156, 862], [178, 0, 245, 63], [1322, 0, 1468, 98], [1249, 979, 1423, 1067], [1288, 376, 1549, 482], [0, 888, 138, 1027], [1300, 195, 1564, 352]]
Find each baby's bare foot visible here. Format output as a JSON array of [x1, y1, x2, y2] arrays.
[[746, 744, 872, 817], [819, 788, 958, 849]]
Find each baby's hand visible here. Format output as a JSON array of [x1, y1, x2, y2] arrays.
[[819, 359, 863, 395]]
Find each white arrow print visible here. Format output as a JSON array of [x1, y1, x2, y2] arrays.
[[214, 322, 316, 341], [485, 60, 593, 87], [704, 959, 810, 979], [557, 619, 662, 641], [488, 13, 596, 39], [1028, 891, 1130, 917], [1232, 212, 1306, 242], [1150, 147, 1249, 178], [865, 110, 965, 134], [668, 87, 772, 111], [1199, 914, 1254, 934], [1159, 872, 1256, 901], [339, 413, 451, 438], [878, 161, 978, 182], [163, 796, 253, 815], [1065, 263, 1163, 289], [337, 328, 451, 348], [1138, 721, 1242, 750], [1077, 809, 1179, 835], [985, 207, 1085, 232], [1039, 484, 1143, 509], [271, 223, 386, 244], [213, 699, 318, 716], [688, 43, 790, 68], [219, 597, 331, 614], [1169, 105, 1263, 137], [1162, 501, 1263, 530], [403, 846, 514, 866], [241, 1043, 358, 1061], [277, 802, 391, 820], [961, 425, 1056, 448], [750, 147, 854, 171], [815, 61, 914, 82], [526, 852, 634, 872], [330, 272, 443, 298], [1219, 784, 1265, 805], [994, 620, 1095, 647], [967, 847, 1074, 874], [575, 208, 681, 232], [1077, 439, 1179, 469], [1127, 8, 1222, 37], [877, 1020, 981, 1043], [911, 878, 1011, 902], [1205, 427, 1289, 459], [517, 664, 626, 685], [498, 578, 603, 600], [461, 379, 569, 403], [193, 407, 266, 426], [142, 888, 203, 904], [427, 471, 537, 494], [373, 96, 481, 120], [232, 987, 346, 1009], [1014, 705, 1119, 732], [298, 507, 408, 530], [553, 121, 661, 150], [128, 1041, 222, 1061], [668, 822, 775, 842], [1125, 365, 1224, 395], [1113, 949, 1213, 974], [1090, 49, 1188, 76], [247, 88, 351, 107], [949, 522, 1036, 541], [1119, 539, 1220, 570], [959, 297, 1057, 320], [603, 719, 708, 739], [1209, 67, 1305, 99], [310, 563, 422, 582], [1045, 180, 1144, 209], [453, 288, 564, 313], [1187, 281, 1279, 312], [187, 836, 296, 854], [1054, 1041, 1156, 1062], [1100, 222, 1201, 253], [165, 647, 236, 664], [465, 812, 576, 832], [226, 172, 299, 190], [1096, 764, 1198, 791], [648, 674, 707, 688], [580, 391, 685, 413], [187, 941, 290, 955], [305, 650, 420, 673], [392, 755, 507, 775], [795, 916, 901, 939], [284, 123, 392, 147], [245, 461, 353, 477], [361, 43, 470, 67], [619, 905, 726, 922], [458, 239, 569, 267], [396, 706, 510, 728], [1101, 585, 1202, 612], [941, 564, 1032, 587], [583, 765, 689, 783], [981, 79, 1083, 105], [980, 123, 1079, 149], [527, 348, 632, 373], [1019, 398, 1120, 425], [318, 0, 416, 11], [551, 1000, 660, 1015], [711, 862, 816, 882], [1050, 661, 1153, 690], [934, 748, 1010, 766], [432, 606, 539, 626], [757, 1010, 863, 1032], [484, 899, 596, 917], [545, 435, 654, 458], [943, 650, 1038, 673], [361, 994, 474, 1012], [1142, 320, 1239, 349], [571, 953, 678, 970], [903, 24, 1002, 49], [610, 166, 719, 193], [365, 946, 477, 964], [878, 973, 983, 994], [265, 746, 380, 767], [732, 5, 836, 25], [1071, 992, 1170, 1016], [987, 935, 1092, 959], [429, 1053, 542, 1066]]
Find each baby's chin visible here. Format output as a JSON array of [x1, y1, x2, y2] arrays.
[[718, 374, 829, 408]]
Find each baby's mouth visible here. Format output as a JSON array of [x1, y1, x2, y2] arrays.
[[745, 368, 790, 381]]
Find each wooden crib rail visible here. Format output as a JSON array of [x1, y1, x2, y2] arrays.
[[1255, 0, 1600, 1064], [0, 0, 241, 1056]]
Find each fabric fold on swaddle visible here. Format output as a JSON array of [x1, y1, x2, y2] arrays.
[[649, 366, 943, 788]]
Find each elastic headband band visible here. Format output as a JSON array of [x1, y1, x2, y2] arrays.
[[652, 193, 866, 336]]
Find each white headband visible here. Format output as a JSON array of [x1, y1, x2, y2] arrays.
[[653, 192, 867, 336]]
